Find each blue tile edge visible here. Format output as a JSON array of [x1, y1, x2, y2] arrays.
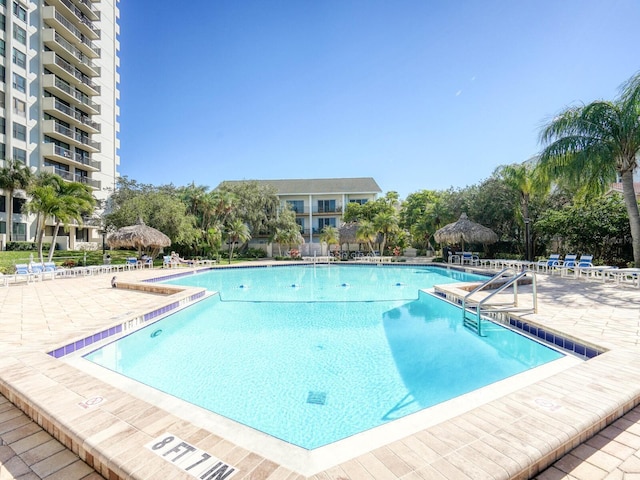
[[47, 290, 206, 359], [432, 290, 604, 359]]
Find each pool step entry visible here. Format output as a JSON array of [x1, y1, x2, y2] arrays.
[[462, 268, 538, 336]]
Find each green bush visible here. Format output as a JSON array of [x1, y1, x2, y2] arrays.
[[242, 248, 267, 259], [6, 242, 54, 251]]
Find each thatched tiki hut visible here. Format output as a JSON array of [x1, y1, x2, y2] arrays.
[[434, 213, 498, 251], [106, 218, 171, 258]]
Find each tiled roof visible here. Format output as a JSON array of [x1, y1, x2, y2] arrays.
[[218, 177, 382, 195]]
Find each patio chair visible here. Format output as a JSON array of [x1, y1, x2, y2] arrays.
[[15, 264, 39, 283], [536, 254, 561, 273], [606, 268, 640, 288], [461, 252, 479, 266], [125, 257, 140, 270], [549, 254, 577, 275], [163, 255, 172, 268], [560, 254, 593, 277]]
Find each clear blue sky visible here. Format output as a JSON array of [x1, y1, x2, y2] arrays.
[[117, 0, 639, 200]]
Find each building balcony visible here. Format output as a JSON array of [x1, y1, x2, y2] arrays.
[[48, 0, 100, 40], [292, 206, 343, 215], [41, 143, 101, 171], [42, 74, 101, 116], [42, 96, 101, 135], [42, 120, 100, 153], [43, 166, 101, 190], [75, 0, 100, 22], [42, 51, 100, 96], [42, 29, 100, 78], [42, 6, 100, 59]]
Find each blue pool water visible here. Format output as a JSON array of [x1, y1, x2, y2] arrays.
[[84, 265, 563, 449]]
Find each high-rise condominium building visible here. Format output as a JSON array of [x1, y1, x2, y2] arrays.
[[0, 0, 119, 250]]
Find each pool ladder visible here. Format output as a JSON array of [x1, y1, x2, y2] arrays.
[[461, 267, 538, 336]]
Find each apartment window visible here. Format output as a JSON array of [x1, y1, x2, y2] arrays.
[[0, 142, 4, 159], [318, 200, 336, 213], [0, 195, 5, 213], [13, 222, 26, 241], [0, 39, 5, 57], [13, 2, 26, 22], [286, 200, 304, 213], [0, 118, 5, 135], [12, 146, 25, 162], [0, 65, 5, 83], [295, 218, 304, 232], [0, 14, 5, 32], [12, 48, 25, 68], [12, 197, 25, 214], [12, 122, 25, 141], [13, 98, 25, 117], [0, 221, 5, 234], [12, 72, 25, 92], [318, 218, 336, 230], [0, 91, 4, 108], [13, 24, 26, 45], [349, 199, 368, 205]]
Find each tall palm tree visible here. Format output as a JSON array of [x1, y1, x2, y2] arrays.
[[498, 161, 547, 260], [0, 159, 33, 243], [46, 179, 96, 261], [225, 218, 251, 264], [356, 219, 377, 253], [24, 183, 59, 262], [373, 211, 399, 256], [538, 72, 640, 266], [25, 174, 96, 262]]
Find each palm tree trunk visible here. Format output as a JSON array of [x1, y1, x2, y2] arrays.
[[621, 169, 640, 267], [47, 222, 62, 262], [6, 189, 14, 243]]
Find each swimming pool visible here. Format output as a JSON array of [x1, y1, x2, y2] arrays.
[[84, 265, 564, 449]]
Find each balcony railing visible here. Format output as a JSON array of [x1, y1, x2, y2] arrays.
[[59, 0, 100, 38], [46, 97, 101, 132], [49, 121, 100, 150], [51, 54, 100, 93], [43, 166, 101, 189], [291, 206, 343, 214], [51, 9, 100, 56], [51, 31, 100, 74], [47, 74, 100, 114]]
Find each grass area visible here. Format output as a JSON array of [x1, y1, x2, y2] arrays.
[[0, 250, 141, 274], [0, 250, 259, 274]]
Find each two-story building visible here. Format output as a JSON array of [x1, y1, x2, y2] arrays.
[[221, 177, 382, 255]]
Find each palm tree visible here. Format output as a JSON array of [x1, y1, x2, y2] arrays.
[[319, 225, 339, 255], [538, 72, 640, 267], [225, 218, 251, 264], [373, 211, 399, 256], [25, 174, 96, 262], [497, 161, 547, 260], [356, 219, 377, 253], [0, 159, 33, 243], [46, 179, 96, 261], [24, 183, 59, 262]]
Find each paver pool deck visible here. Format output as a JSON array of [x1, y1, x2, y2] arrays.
[[0, 261, 639, 479]]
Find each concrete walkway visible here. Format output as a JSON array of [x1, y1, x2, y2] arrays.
[[0, 262, 639, 479]]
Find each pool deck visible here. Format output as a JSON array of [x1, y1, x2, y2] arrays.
[[0, 261, 639, 479]]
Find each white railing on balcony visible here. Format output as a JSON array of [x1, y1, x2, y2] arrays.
[[49, 75, 100, 114], [51, 54, 100, 93], [52, 31, 100, 73], [52, 10, 100, 56]]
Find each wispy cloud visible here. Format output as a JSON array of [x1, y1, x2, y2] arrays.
[[456, 90, 462, 96]]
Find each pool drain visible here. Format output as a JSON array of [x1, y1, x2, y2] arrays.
[[151, 329, 162, 338], [307, 391, 327, 405]]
